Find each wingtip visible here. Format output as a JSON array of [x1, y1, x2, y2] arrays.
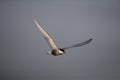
[[90, 38, 93, 41], [89, 38, 93, 42], [33, 19, 37, 23], [33, 19, 39, 25]]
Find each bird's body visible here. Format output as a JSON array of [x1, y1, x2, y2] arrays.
[[49, 49, 64, 56], [33, 19, 92, 56]]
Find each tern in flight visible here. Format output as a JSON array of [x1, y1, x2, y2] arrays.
[[33, 19, 92, 56]]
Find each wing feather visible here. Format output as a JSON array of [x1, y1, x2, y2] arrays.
[[62, 38, 92, 50], [33, 19, 58, 50]]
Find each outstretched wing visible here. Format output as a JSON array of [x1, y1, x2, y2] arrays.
[[33, 19, 58, 50], [62, 38, 92, 50]]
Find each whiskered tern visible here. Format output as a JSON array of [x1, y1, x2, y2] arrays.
[[33, 19, 92, 56]]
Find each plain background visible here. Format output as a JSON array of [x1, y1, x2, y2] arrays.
[[0, 0, 120, 80]]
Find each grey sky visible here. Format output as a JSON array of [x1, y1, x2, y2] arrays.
[[0, 0, 120, 80]]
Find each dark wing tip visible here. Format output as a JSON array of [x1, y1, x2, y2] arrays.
[[86, 38, 93, 44], [89, 38, 93, 42]]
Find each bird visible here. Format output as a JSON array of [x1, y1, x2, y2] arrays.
[[33, 19, 92, 56]]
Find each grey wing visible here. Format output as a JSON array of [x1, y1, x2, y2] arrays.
[[33, 19, 58, 50], [62, 38, 92, 50]]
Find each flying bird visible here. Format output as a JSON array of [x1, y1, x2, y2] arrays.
[[33, 19, 92, 56]]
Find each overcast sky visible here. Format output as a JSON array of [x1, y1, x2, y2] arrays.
[[0, 0, 120, 80]]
